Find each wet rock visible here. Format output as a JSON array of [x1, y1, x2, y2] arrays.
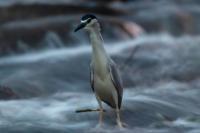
[[2, 0, 200, 56], [117, 36, 200, 87]]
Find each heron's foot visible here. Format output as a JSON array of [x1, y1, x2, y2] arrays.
[[122, 122, 128, 127], [117, 120, 127, 129], [117, 120, 123, 128]]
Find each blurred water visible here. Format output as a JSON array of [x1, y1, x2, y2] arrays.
[[0, 34, 200, 132], [0, 89, 200, 133]]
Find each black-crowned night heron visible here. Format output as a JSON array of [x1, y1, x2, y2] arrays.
[[74, 14, 123, 128]]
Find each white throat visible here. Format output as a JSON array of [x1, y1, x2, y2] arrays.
[[89, 25, 110, 78], [89, 27, 108, 60]]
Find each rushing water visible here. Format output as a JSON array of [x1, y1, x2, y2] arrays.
[[0, 34, 200, 133], [0, 0, 200, 132]]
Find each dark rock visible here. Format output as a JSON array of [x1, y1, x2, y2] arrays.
[[0, 85, 18, 100]]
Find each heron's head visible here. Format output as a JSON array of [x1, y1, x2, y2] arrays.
[[74, 14, 99, 32]]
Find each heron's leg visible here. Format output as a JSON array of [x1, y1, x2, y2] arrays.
[[95, 94, 103, 126], [112, 91, 123, 128], [116, 107, 123, 128]]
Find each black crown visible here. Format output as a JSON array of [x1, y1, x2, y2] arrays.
[[81, 14, 97, 21]]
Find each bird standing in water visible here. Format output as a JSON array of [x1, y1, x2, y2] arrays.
[[74, 14, 123, 128]]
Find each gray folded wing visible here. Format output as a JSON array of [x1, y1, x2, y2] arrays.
[[90, 63, 94, 92], [108, 60, 123, 109]]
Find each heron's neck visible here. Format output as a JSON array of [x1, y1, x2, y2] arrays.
[[89, 28, 108, 59]]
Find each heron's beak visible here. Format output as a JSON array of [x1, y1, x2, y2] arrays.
[[74, 23, 86, 32]]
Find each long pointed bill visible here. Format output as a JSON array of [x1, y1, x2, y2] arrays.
[[74, 23, 86, 32]]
